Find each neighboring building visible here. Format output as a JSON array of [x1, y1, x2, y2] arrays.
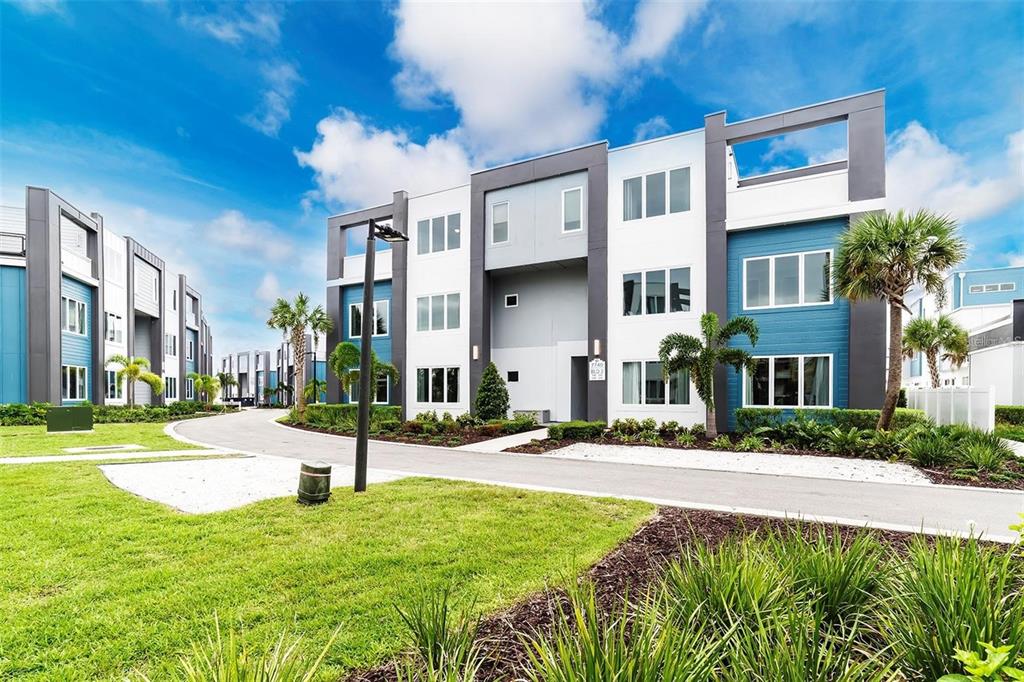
[[0, 187, 213, 406], [902, 265, 1024, 389], [220, 337, 326, 406], [325, 91, 889, 428], [967, 299, 1023, 405]]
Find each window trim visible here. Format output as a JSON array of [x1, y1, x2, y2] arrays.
[[414, 366, 461, 405], [415, 292, 461, 332], [185, 377, 195, 400], [105, 312, 123, 344], [164, 376, 177, 400], [61, 365, 88, 402], [620, 359, 692, 407], [969, 282, 1016, 294], [621, 164, 692, 222], [621, 264, 694, 317], [61, 296, 87, 336], [416, 212, 463, 256], [490, 201, 510, 245], [349, 300, 390, 338], [504, 293, 519, 308], [105, 369, 123, 400], [347, 376, 390, 405], [741, 353, 834, 409], [742, 249, 834, 311], [560, 186, 584, 234]]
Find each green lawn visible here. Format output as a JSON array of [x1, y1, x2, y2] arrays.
[[0, 423, 198, 457], [0, 463, 652, 680], [996, 423, 1024, 443]]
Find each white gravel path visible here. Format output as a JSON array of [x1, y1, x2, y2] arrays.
[[539, 443, 931, 485], [1, 449, 227, 465], [454, 428, 549, 453], [100, 455, 408, 513]]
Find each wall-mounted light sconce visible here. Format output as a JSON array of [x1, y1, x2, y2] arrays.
[[472, 345, 480, 360], [593, 339, 601, 357]]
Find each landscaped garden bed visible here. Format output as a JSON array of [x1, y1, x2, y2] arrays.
[[508, 408, 1024, 490], [0, 400, 237, 426]]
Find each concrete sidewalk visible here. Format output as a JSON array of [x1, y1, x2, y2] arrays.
[[173, 409, 1024, 542]]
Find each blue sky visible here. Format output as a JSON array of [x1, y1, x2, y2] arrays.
[[2, 0, 1021, 355]]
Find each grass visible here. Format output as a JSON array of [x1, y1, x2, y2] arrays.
[[0, 463, 652, 680], [996, 423, 1024, 443], [0, 423, 198, 457]]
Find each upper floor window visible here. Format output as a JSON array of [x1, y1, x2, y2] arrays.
[[968, 282, 1016, 293], [105, 312, 123, 344], [623, 267, 691, 316], [165, 333, 177, 357], [562, 187, 583, 233], [743, 355, 831, 409], [491, 202, 509, 244], [416, 293, 460, 331], [416, 213, 461, 255], [61, 296, 87, 335], [623, 167, 690, 221], [187, 338, 194, 361], [743, 250, 832, 310], [350, 300, 389, 337]]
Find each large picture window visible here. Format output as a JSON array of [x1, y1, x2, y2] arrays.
[[61, 365, 87, 401], [416, 213, 462, 255], [61, 296, 86, 335], [743, 355, 831, 408], [623, 166, 690, 221], [623, 267, 691, 316], [622, 361, 690, 406], [350, 300, 389, 337], [416, 293, 460, 331], [744, 251, 832, 309], [416, 366, 460, 404]]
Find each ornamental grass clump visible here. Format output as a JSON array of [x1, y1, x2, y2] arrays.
[[394, 587, 483, 682]]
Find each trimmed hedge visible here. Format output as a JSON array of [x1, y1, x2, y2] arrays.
[[996, 405, 1024, 426], [304, 403, 402, 430], [0, 400, 232, 426], [548, 420, 606, 440], [735, 407, 929, 433]]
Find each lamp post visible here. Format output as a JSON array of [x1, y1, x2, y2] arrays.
[[354, 218, 408, 492]]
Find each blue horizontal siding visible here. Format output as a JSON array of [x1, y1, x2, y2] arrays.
[[0, 266, 27, 404], [340, 281, 392, 403], [61, 275, 94, 404], [726, 219, 851, 430], [958, 267, 1024, 308]]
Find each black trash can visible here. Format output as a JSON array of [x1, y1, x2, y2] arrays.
[[297, 461, 332, 505]]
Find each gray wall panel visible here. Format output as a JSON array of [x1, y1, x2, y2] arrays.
[[491, 265, 588, 348]]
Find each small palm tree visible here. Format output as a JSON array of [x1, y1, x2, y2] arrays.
[[903, 315, 969, 388], [834, 210, 966, 429], [262, 385, 276, 406], [328, 341, 399, 402], [267, 294, 317, 420], [658, 312, 759, 438], [187, 373, 221, 410], [105, 354, 163, 408], [217, 372, 237, 401], [303, 377, 328, 403]]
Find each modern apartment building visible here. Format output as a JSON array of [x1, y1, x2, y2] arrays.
[[0, 187, 213, 406], [219, 337, 326, 406], [325, 91, 889, 428]]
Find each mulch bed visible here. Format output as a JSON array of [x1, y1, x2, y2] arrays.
[[345, 508, 916, 682], [282, 420, 504, 447]]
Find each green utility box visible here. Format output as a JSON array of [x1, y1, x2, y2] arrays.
[[46, 406, 94, 433]]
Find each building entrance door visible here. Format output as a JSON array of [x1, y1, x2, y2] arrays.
[[570, 356, 588, 420]]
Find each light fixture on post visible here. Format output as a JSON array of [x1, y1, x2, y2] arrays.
[[354, 218, 408, 493]]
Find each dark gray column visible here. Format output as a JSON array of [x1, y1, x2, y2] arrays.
[[178, 274, 187, 384], [704, 112, 730, 429], [25, 187, 60, 404], [848, 105, 886, 201], [88, 212, 106, 405], [586, 158, 608, 422], [468, 183, 489, 410], [846, 212, 887, 408], [325, 285, 343, 404], [390, 190, 409, 416]]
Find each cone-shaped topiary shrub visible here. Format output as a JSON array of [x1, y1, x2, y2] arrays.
[[474, 362, 510, 421]]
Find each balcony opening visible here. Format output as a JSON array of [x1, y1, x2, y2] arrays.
[[729, 121, 848, 187]]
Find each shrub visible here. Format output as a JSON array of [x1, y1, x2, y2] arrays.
[[824, 427, 870, 456], [473, 362, 509, 421], [675, 432, 697, 446], [735, 408, 783, 434], [903, 431, 953, 468], [996, 405, 1024, 426], [869, 429, 911, 459], [304, 404, 402, 431], [501, 414, 537, 435], [958, 441, 1011, 473], [377, 419, 401, 433], [639, 418, 658, 434], [394, 587, 482, 681], [797, 407, 929, 431], [547, 420, 605, 441], [689, 423, 706, 438], [610, 418, 640, 437], [777, 418, 827, 450], [415, 411, 439, 422], [659, 420, 680, 436], [736, 435, 765, 452], [0, 402, 52, 426], [897, 387, 908, 408], [455, 412, 482, 429], [709, 435, 733, 450]]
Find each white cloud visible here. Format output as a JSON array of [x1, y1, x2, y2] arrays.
[[623, 0, 707, 63], [255, 272, 282, 303], [633, 115, 672, 142], [179, 4, 283, 46], [206, 209, 294, 262], [1006, 253, 1024, 267], [242, 61, 301, 137], [886, 122, 1024, 224], [295, 109, 472, 208]]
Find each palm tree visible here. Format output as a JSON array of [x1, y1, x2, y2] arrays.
[[903, 315, 969, 388], [303, 377, 328, 403], [262, 385, 276, 406], [187, 372, 221, 410], [328, 341, 399, 403], [658, 312, 759, 438], [267, 293, 316, 420], [307, 306, 333, 404], [833, 210, 966, 429], [217, 372, 237, 401], [105, 354, 163, 408]]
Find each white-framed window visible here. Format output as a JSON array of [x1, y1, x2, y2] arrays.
[[561, 187, 583, 233], [105, 312, 123, 343], [348, 376, 389, 405], [416, 213, 462, 255], [622, 166, 691, 221], [623, 266, 691, 316], [491, 201, 509, 244], [350, 300, 390, 337], [165, 333, 177, 357], [185, 377, 194, 400], [743, 250, 832, 310], [61, 365, 87, 401], [152, 274, 159, 303], [742, 354, 832, 408], [61, 296, 87, 335], [164, 376, 177, 400], [105, 370, 122, 400], [504, 293, 519, 308], [416, 366, 460, 404], [969, 282, 1016, 293], [186, 338, 194, 361], [171, 290, 177, 311], [621, 361, 690, 405], [416, 293, 460, 331]]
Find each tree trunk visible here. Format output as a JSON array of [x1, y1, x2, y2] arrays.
[[927, 350, 940, 389], [706, 402, 718, 439], [311, 338, 319, 404], [293, 328, 307, 420], [877, 301, 904, 430]]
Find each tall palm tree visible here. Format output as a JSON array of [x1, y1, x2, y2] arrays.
[[217, 372, 237, 401], [267, 293, 315, 420], [105, 354, 164, 408], [187, 372, 221, 410], [658, 312, 759, 438], [903, 315, 969, 388], [833, 210, 966, 429], [306, 306, 333, 404], [328, 341, 399, 403]]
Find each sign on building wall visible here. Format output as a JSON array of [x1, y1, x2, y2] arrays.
[[589, 358, 606, 382]]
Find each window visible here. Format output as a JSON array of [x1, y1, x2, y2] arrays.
[[416, 293, 460, 331], [622, 267, 691, 316], [507, 371, 519, 382], [504, 294, 518, 308], [416, 213, 462, 255], [623, 166, 691, 221], [187, 339, 194, 361], [491, 202, 509, 244], [416, 366, 460, 404], [61, 296, 86, 335], [969, 282, 1016, 293], [152, 275, 159, 303], [743, 355, 831, 408], [185, 377, 194, 400], [622, 361, 690, 405], [744, 251, 832, 309], [164, 376, 177, 400], [349, 377, 389, 404], [61, 365, 87, 401], [562, 187, 583, 232], [106, 370, 122, 399], [350, 300, 389, 337], [374, 300, 389, 335], [105, 313, 123, 343], [165, 333, 177, 357]]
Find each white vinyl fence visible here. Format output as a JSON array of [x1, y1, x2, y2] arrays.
[[905, 385, 995, 432]]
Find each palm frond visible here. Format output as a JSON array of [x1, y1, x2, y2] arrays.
[[718, 316, 759, 347]]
